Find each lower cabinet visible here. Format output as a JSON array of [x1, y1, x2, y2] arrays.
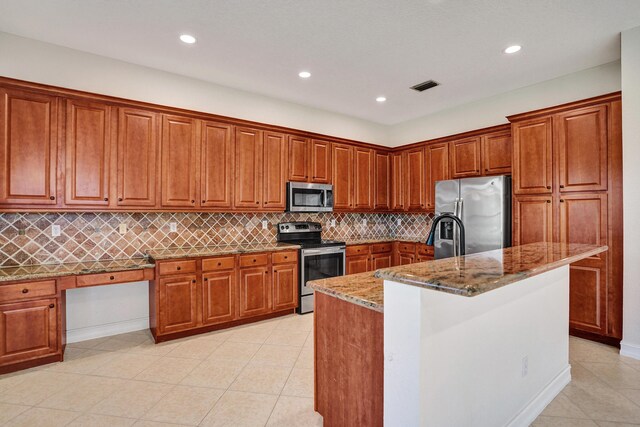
[[371, 253, 392, 269], [272, 263, 298, 311], [202, 270, 236, 325], [345, 241, 432, 274], [569, 262, 607, 335], [346, 255, 370, 275], [0, 298, 58, 365], [238, 265, 271, 319], [157, 274, 199, 335]]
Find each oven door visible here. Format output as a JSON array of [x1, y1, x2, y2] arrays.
[[299, 246, 345, 313], [287, 182, 333, 212]]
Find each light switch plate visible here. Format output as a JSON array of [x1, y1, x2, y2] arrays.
[[51, 225, 61, 237], [396, 219, 402, 226], [169, 222, 177, 233], [119, 223, 127, 235], [331, 219, 336, 227], [262, 220, 268, 230], [362, 219, 367, 226]]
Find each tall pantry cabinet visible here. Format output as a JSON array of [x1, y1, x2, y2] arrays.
[[509, 93, 622, 344]]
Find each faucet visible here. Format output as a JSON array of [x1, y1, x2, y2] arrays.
[[426, 213, 466, 256]]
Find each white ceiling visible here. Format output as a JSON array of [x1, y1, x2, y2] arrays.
[[1, 0, 639, 125]]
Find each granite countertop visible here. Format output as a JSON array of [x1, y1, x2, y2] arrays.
[[344, 237, 426, 245], [0, 258, 155, 283], [307, 272, 384, 312], [375, 242, 607, 297], [146, 242, 301, 260]]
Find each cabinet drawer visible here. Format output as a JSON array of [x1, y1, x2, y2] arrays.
[[158, 260, 197, 276], [239, 253, 269, 267], [0, 280, 56, 302], [202, 256, 236, 272], [371, 243, 392, 254], [397, 242, 416, 254], [346, 245, 370, 257], [77, 270, 145, 288], [416, 244, 434, 256], [272, 251, 298, 265]]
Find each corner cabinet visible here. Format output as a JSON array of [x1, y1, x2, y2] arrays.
[[332, 143, 354, 210]]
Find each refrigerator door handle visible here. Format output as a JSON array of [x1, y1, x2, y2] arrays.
[[453, 198, 459, 257]]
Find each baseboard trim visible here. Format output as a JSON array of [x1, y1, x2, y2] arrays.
[[506, 365, 572, 427], [620, 341, 640, 360], [66, 317, 149, 343]]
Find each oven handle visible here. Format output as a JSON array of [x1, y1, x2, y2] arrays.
[[301, 247, 346, 256]]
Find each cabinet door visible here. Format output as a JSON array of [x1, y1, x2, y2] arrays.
[[374, 152, 390, 210], [450, 137, 481, 178], [288, 136, 309, 182], [346, 255, 369, 275], [0, 88, 58, 205], [391, 152, 405, 211], [202, 270, 236, 325], [371, 253, 392, 270], [0, 298, 58, 365], [512, 118, 553, 195], [234, 127, 263, 208], [262, 131, 288, 209], [481, 131, 512, 175], [426, 143, 449, 210], [332, 143, 354, 210], [158, 274, 199, 334], [201, 121, 233, 208], [512, 196, 554, 246], [64, 100, 111, 206], [559, 193, 608, 262], [116, 108, 159, 207], [238, 266, 271, 318], [398, 253, 415, 265], [406, 148, 425, 210], [569, 264, 607, 335], [354, 148, 374, 210], [161, 115, 198, 208], [272, 263, 298, 311], [556, 105, 608, 192], [311, 139, 331, 183]]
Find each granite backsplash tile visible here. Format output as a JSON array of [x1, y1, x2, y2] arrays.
[[0, 212, 433, 266]]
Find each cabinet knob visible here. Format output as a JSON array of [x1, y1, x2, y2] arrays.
[[118, 197, 123, 202], [49, 196, 55, 200], [559, 185, 565, 188], [217, 262, 222, 266], [177, 266, 181, 270], [191, 200, 195, 204], [546, 200, 551, 203], [256, 202, 259, 204], [485, 168, 489, 172], [204, 278, 208, 281], [253, 259, 256, 263], [284, 256, 288, 259], [546, 186, 551, 189], [192, 279, 196, 283], [110, 276, 115, 280], [104, 197, 109, 201], [49, 303, 55, 309], [22, 288, 28, 294], [202, 200, 205, 204], [560, 199, 565, 203]]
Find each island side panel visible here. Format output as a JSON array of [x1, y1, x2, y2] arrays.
[[314, 291, 383, 427]]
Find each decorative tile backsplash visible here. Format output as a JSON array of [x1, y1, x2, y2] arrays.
[[0, 212, 433, 267]]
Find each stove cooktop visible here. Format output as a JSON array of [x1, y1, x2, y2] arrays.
[[297, 239, 346, 249]]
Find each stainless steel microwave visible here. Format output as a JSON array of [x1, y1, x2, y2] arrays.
[[286, 182, 334, 212]]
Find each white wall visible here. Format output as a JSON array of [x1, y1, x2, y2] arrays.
[[0, 32, 388, 145], [388, 61, 621, 146], [621, 26, 640, 360]]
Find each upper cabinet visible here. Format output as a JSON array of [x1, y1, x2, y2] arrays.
[[161, 115, 198, 208], [234, 127, 263, 208], [450, 137, 481, 178], [262, 131, 288, 209], [425, 143, 449, 210], [391, 152, 405, 211], [512, 117, 553, 195], [288, 137, 332, 184], [310, 139, 331, 184], [354, 147, 374, 210], [332, 143, 354, 210], [0, 88, 59, 206], [481, 130, 512, 176], [200, 121, 233, 208], [287, 136, 309, 182], [406, 148, 425, 211], [64, 99, 111, 207], [374, 152, 391, 210]]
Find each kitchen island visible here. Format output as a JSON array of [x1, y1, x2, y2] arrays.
[[308, 242, 607, 427]]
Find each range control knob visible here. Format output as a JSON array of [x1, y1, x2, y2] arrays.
[[285, 225, 290, 230]]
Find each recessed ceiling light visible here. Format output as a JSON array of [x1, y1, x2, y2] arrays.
[[504, 45, 522, 54], [179, 34, 197, 44], [298, 71, 311, 79], [376, 96, 387, 103]]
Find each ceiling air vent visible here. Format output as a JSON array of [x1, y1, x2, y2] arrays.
[[410, 80, 440, 92]]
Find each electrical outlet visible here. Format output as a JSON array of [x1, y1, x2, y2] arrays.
[[51, 225, 61, 237], [331, 219, 336, 227], [262, 220, 268, 230], [119, 223, 127, 235], [522, 356, 528, 377], [362, 219, 367, 226], [397, 219, 402, 226], [169, 222, 177, 233]]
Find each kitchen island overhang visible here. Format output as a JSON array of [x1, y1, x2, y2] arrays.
[[309, 242, 607, 427]]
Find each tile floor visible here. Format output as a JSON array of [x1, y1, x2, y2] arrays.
[[0, 315, 638, 426]]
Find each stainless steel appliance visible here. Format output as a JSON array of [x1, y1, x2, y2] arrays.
[[433, 175, 511, 259], [286, 182, 334, 212], [276, 222, 345, 313]]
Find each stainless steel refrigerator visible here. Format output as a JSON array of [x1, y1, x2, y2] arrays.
[[433, 175, 511, 259]]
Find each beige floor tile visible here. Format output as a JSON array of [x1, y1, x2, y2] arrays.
[[617, 388, 640, 406], [0, 370, 33, 394], [92, 353, 160, 379], [89, 380, 173, 418], [281, 368, 314, 398], [620, 356, 640, 372], [127, 340, 182, 357], [294, 347, 314, 369], [38, 375, 126, 412], [134, 356, 200, 384], [251, 344, 301, 367], [47, 349, 120, 375], [4, 406, 80, 427], [570, 338, 623, 365], [94, 333, 153, 352], [266, 395, 323, 427], [180, 358, 247, 389], [0, 371, 80, 406], [226, 325, 274, 344], [67, 336, 112, 350], [200, 390, 277, 427], [265, 330, 309, 347], [0, 402, 30, 424], [166, 338, 222, 360], [562, 383, 640, 424], [532, 416, 599, 426], [276, 314, 313, 332], [595, 422, 640, 427], [229, 362, 291, 395], [141, 385, 224, 425], [133, 420, 193, 427], [67, 413, 137, 427], [541, 392, 591, 419], [207, 341, 261, 362], [581, 362, 640, 390]]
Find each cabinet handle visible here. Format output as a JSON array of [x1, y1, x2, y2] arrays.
[[177, 266, 181, 270], [485, 168, 489, 172], [104, 197, 109, 201], [284, 256, 288, 259], [49, 303, 55, 309], [22, 288, 28, 294], [109, 276, 115, 280], [49, 196, 55, 200], [256, 202, 259, 204], [192, 280, 196, 283]]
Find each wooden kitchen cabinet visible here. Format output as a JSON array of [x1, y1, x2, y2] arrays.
[[559, 193, 608, 262], [161, 115, 198, 208], [116, 108, 160, 207], [374, 152, 391, 210], [346, 255, 370, 275], [481, 130, 512, 175], [391, 152, 406, 211], [332, 143, 354, 210], [157, 274, 199, 335], [0, 298, 58, 366], [354, 147, 374, 210], [288, 136, 309, 182], [311, 139, 332, 183], [406, 148, 425, 211], [426, 143, 449, 210], [262, 131, 288, 209], [512, 196, 554, 246], [238, 265, 271, 318], [0, 88, 59, 206], [450, 137, 481, 178], [200, 121, 234, 208], [556, 105, 608, 193], [371, 253, 392, 270], [272, 263, 298, 311], [569, 264, 607, 335], [202, 270, 236, 326], [234, 127, 263, 208], [512, 117, 553, 195], [64, 99, 111, 206]]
